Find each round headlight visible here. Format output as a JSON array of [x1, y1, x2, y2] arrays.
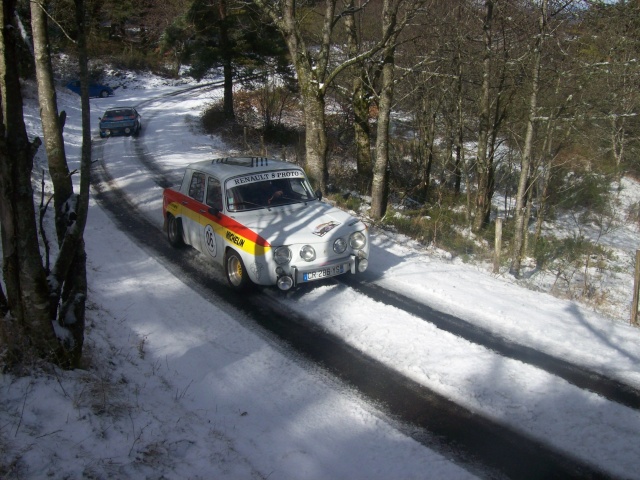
[[274, 246, 292, 265], [277, 276, 294, 291], [300, 245, 316, 262], [333, 237, 347, 254], [349, 231, 367, 249]]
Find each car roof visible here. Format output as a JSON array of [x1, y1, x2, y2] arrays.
[[187, 157, 305, 182]]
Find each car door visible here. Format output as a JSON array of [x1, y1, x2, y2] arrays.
[[199, 175, 224, 261], [182, 171, 206, 251]]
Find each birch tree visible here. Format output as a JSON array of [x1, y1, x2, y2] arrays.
[[509, 0, 547, 277]]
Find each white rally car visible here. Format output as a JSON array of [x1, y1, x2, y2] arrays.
[[162, 157, 370, 290]]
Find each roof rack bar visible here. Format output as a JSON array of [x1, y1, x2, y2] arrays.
[[210, 157, 270, 167]]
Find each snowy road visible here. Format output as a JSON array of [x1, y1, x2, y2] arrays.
[[86, 84, 640, 479], [90, 150, 610, 478]]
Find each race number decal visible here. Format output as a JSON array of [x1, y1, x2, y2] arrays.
[[204, 224, 217, 257]]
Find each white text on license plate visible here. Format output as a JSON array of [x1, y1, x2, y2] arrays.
[[303, 264, 346, 282]]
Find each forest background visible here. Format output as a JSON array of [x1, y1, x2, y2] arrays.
[[78, 0, 640, 278], [2, 0, 640, 368]]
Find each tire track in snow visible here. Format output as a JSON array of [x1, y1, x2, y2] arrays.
[[341, 277, 640, 411]]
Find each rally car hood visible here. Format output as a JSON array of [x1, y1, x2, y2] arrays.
[[232, 200, 364, 246]]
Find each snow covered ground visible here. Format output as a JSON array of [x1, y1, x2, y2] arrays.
[[1, 73, 639, 479]]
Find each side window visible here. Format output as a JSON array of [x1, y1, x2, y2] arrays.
[[188, 172, 205, 202], [206, 176, 223, 211]]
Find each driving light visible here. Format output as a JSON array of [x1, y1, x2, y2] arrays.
[[333, 237, 347, 254], [277, 276, 294, 290], [349, 231, 367, 249], [357, 258, 369, 272], [300, 245, 316, 262], [274, 246, 292, 265]]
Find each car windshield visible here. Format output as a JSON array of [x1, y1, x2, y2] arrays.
[[226, 176, 316, 212], [103, 109, 134, 118]]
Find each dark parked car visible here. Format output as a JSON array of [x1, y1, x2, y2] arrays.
[[66, 80, 114, 98], [98, 107, 141, 138]]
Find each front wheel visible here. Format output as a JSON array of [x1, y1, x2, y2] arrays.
[[225, 250, 252, 290], [166, 214, 184, 248]]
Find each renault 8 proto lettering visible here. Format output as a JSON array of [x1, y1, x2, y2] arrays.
[[162, 157, 370, 291]]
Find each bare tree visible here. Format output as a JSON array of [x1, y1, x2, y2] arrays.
[[31, 0, 73, 241], [509, 0, 547, 277], [1, 0, 57, 362], [472, 0, 495, 232], [0, 0, 91, 368], [249, 0, 409, 193], [248, 0, 339, 191], [344, 0, 374, 191], [370, 0, 402, 220]]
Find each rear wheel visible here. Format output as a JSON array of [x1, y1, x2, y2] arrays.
[[225, 250, 251, 290], [100, 90, 109, 98], [166, 214, 184, 247]]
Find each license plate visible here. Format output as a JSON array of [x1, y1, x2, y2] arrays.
[[303, 264, 346, 282]]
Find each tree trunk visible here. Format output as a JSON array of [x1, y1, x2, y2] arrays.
[[454, 4, 464, 196], [510, 0, 546, 277], [421, 110, 437, 201], [370, 60, 392, 219], [473, 0, 493, 232], [218, 0, 235, 119], [300, 89, 329, 192], [370, 1, 398, 220], [252, 0, 334, 192], [345, 3, 373, 193], [31, 0, 73, 244], [57, 0, 94, 368], [610, 116, 625, 183], [0, 0, 59, 361], [353, 78, 373, 192]]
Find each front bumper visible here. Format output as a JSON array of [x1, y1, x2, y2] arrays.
[[100, 122, 137, 136], [276, 253, 368, 291]]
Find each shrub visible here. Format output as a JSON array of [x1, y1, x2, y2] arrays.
[[201, 103, 227, 133], [550, 171, 611, 215], [381, 194, 478, 258], [331, 193, 363, 213]]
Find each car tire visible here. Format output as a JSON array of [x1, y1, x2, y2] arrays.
[[100, 90, 109, 98], [166, 214, 185, 248], [225, 250, 252, 290]]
